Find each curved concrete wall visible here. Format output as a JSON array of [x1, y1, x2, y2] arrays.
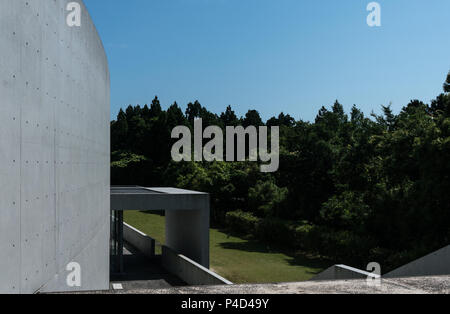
[[0, 0, 110, 293]]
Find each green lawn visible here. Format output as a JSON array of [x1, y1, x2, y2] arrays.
[[124, 211, 329, 284]]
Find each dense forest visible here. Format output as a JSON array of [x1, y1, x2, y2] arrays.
[[111, 72, 450, 272]]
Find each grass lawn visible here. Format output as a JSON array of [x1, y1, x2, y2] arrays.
[[124, 211, 330, 284]]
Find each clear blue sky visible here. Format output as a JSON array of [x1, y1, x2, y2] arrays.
[[84, 0, 450, 122]]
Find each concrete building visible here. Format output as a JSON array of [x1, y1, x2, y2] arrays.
[[0, 1, 218, 294], [0, 0, 110, 293]]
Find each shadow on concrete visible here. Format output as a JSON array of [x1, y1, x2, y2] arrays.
[[110, 242, 186, 290]]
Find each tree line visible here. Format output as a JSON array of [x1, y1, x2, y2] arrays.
[[111, 72, 450, 271]]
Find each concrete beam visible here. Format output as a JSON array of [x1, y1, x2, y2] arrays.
[[111, 187, 211, 268]]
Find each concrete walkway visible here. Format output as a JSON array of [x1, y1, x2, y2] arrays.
[[110, 242, 186, 291]]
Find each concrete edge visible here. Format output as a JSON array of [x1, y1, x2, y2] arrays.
[[162, 245, 233, 286], [123, 222, 155, 259], [178, 253, 233, 285], [311, 264, 380, 281]]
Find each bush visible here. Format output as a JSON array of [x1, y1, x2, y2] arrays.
[[293, 222, 322, 251], [255, 217, 295, 246], [226, 212, 297, 249], [225, 210, 260, 235], [317, 229, 376, 266], [248, 180, 288, 217]]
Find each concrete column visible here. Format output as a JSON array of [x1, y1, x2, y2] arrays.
[[165, 199, 210, 268]]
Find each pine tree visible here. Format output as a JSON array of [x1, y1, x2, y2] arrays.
[[149, 96, 162, 118], [220, 105, 239, 126], [444, 71, 450, 93], [243, 110, 263, 127]]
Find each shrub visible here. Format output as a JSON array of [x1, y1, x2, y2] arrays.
[[317, 229, 376, 266], [248, 180, 288, 217], [255, 217, 295, 247], [225, 210, 260, 235], [293, 222, 322, 251]]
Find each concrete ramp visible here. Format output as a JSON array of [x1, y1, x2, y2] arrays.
[[311, 264, 379, 281], [385, 245, 450, 278]]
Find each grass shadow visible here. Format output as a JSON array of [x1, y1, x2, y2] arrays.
[[139, 210, 165, 216], [218, 238, 333, 271]]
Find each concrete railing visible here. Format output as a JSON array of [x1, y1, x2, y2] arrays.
[[123, 222, 156, 259], [122, 222, 232, 286], [162, 245, 233, 286], [311, 264, 380, 281]]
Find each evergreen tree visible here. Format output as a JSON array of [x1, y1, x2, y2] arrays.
[[111, 108, 128, 150], [149, 96, 162, 118], [444, 71, 450, 93], [185, 100, 202, 122], [167, 102, 187, 128], [243, 110, 263, 127], [110, 75, 450, 270], [220, 105, 239, 126]]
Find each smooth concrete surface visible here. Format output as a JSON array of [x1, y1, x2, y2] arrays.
[[0, 0, 110, 293], [166, 207, 210, 268], [311, 264, 380, 281], [123, 222, 155, 259], [111, 187, 210, 268], [121, 276, 450, 294], [385, 245, 450, 278], [162, 246, 232, 286]]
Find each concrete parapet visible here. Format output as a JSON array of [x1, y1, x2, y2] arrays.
[[123, 222, 156, 259], [311, 264, 379, 281], [162, 246, 232, 286]]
